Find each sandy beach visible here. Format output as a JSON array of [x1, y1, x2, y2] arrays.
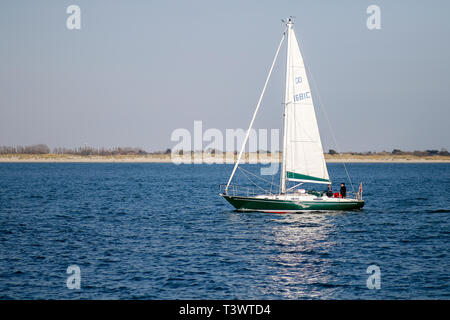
[[0, 153, 449, 163]]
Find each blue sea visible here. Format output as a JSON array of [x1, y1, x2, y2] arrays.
[[0, 162, 449, 299]]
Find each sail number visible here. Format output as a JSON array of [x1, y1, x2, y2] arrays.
[[294, 91, 310, 102]]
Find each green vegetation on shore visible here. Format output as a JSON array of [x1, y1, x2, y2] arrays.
[[1, 144, 449, 157], [0, 145, 449, 162]]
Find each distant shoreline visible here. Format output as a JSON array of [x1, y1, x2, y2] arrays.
[[0, 153, 449, 163]]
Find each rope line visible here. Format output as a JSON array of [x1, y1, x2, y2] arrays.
[[238, 166, 280, 189], [238, 167, 269, 193], [306, 65, 356, 194]]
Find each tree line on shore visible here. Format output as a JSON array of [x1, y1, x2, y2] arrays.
[[0, 145, 151, 156], [327, 148, 450, 156], [0, 145, 449, 156]]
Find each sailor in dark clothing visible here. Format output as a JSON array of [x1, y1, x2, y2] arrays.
[[325, 184, 333, 197], [340, 183, 347, 198]]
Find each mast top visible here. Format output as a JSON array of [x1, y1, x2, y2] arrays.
[[283, 16, 295, 27]]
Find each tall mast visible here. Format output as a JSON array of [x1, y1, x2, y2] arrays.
[[280, 17, 293, 194]]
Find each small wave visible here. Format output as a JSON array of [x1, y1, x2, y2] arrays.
[[314, 282, 349, 289], [29, 194, 43, 199], [428, 209, 450, 213]]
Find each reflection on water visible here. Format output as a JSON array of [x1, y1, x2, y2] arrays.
[[266, 213, 339, 299]]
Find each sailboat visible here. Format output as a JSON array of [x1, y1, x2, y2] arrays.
[[220, 18, 364, 213]]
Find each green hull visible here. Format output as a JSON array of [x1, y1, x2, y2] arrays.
[[221, 194, 364, 212]]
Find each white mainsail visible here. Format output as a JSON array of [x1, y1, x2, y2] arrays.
[[281, 21, 330, 189]]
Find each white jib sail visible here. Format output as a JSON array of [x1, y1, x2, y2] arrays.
[[283, 23, 330, 185]]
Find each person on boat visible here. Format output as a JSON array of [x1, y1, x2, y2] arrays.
[[340, 183, 347, 198], [325, 184, 333, 197]]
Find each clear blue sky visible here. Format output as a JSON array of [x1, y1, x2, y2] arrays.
[[1, 0, 449, 152]]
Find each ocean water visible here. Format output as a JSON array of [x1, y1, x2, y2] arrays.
[[0, 162, 449, 299]]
